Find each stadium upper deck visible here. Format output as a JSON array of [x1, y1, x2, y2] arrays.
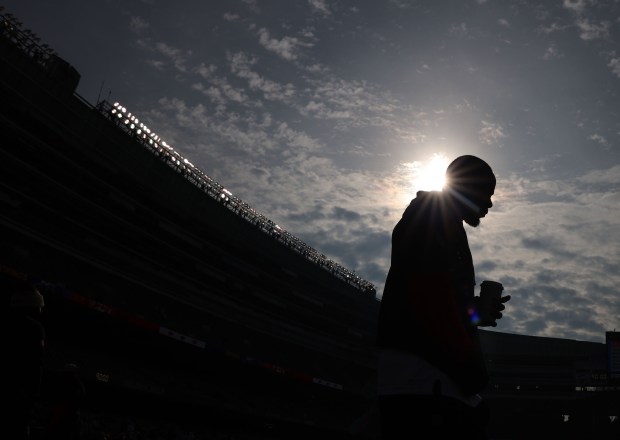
[[0, 7, 379, 401]]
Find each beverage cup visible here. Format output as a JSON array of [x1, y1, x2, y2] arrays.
[[480, 280, 504, 302]]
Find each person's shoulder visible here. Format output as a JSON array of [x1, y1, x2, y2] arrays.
[[405, 191, 448, 219], [412, 190, 444, 206]]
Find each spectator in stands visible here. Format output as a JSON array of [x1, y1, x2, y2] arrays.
[[1, 277, 46, 439], [376, 155, 511, 439], [46, 362, 86, 440]]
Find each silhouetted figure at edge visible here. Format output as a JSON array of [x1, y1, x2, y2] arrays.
[[46, 362, 86, 440], [376, 155, 511, 439], [0, 278, 46, 440]]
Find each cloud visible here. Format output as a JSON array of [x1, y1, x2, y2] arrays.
[[470, 166, 620, 342], [275, 122, 323, 153], [193, 63, 218, 79], [228, 52, 296, 101], [538, 22, 570, 35], [498, 19, 511, 28], [578, 164, 620, 185], [223, 12, 240, 22], [241, 0, 259, 13], [138, 94, 409, 291], [145, 59, 165, 70], [576, 18, 610, 40], [152, 97, 277, 158], [588, 133, 610, 149], [308, 0, 331, 15], [156, 42, 191, 72], [449, 22, 469, 38], [137, 39, 191, 73], [561, 0, 611, 42], [389, 0, 415, 8], [300, 77, 412, 134], [257, 28, 312, 61], [193, 77, 249, 108], [542, 44, 564, 60], [129, 16, 150, 35], [142, 86, 620, 343], [479, 120, 506, 145], [608, 56, 620, 78], [562, 0, 594, 14]]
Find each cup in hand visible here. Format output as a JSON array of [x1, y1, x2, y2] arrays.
[[480, 280, 503, 302]]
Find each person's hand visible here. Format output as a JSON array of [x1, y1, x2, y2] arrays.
[[475, 294, 511, 327]]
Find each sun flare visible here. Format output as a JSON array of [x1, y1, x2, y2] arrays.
[[404, 153, 450, 195]]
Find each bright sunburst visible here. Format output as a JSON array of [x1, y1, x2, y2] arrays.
[[403, 153, 450, 195]]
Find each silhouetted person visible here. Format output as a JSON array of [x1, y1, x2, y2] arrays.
[[46, 362, 86, 440], [376, 155, 511, 439], [1, 278, 46, 439]]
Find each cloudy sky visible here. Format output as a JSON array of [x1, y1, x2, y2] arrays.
[[5, 0, 620, 343]]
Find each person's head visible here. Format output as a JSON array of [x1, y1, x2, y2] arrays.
[[444, 155, 496, 227]]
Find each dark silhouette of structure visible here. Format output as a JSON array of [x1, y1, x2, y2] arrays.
[[1, 276, 46, 439], [0, 8, 378, 439], [0, 8, 618, 439]]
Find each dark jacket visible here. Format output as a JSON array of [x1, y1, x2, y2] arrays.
[[376, 191, 488, 396]]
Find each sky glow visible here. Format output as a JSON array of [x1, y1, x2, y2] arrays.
[[413, 153, 449, 193]]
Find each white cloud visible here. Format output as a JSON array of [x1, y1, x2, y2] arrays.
[[141, 41, 191, 72], [576, 18, 610, 40], [300, 100, 351, 120], [194, 63, 218, 79], [275, 122, 323, 152], [578, 164, 620, 184], [608, 56, 620, 78], [538, 22, 569, 35], [479, 120, 506, 145], [562, 0, 593, 14], [449, 22, 469, 38], [257, 28, 311, 61], [498, 18, 511, 28], [389, 0, 414, 8], [305, 63, 329, 73], [588, 133, 611, 149], [223, 12, 240, 22], [543, 44, 563, 60], [308, 0, 331, 15], [145, 59, 165, 70], [228, 52, 296, 101], [155, 42, 182, 59], [195, 76, 249, 107], [129, 16, 150, 35], [469, 167, 620, 342], [241, 0, 259, 13]]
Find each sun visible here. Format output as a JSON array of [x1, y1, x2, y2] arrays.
[[394, 153, 451, 206], [411, 153, 450, 193]]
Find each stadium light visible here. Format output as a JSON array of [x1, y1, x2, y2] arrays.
[[101, 100, 377, 295]]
